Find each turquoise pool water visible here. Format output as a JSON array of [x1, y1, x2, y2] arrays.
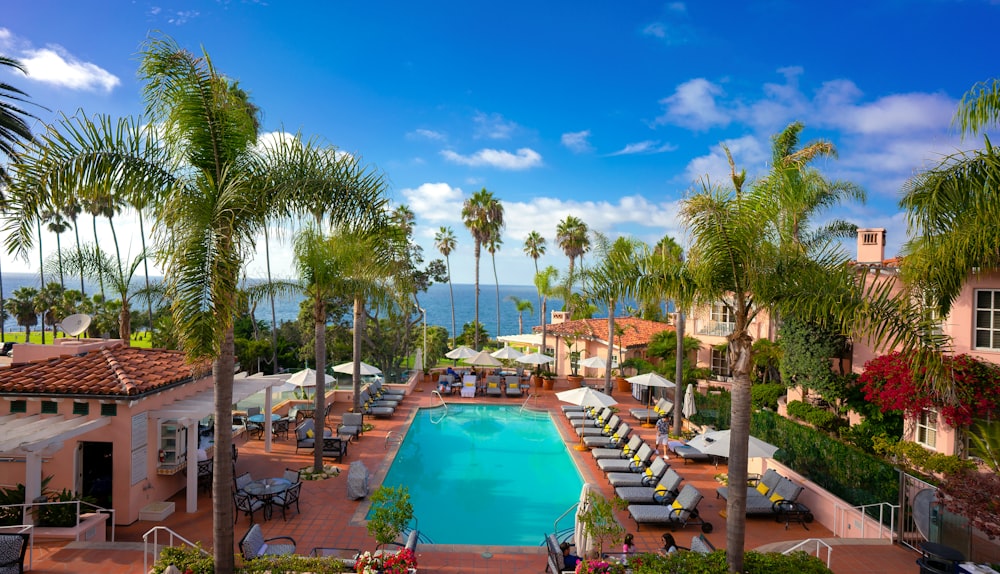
[[378, 404, 583, 546]]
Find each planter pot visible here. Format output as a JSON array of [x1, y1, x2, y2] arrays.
[[567, 374, 584, 387], [542, 377, 555, 390], [615, 377, 630, 392]]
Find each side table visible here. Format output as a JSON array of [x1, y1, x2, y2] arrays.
[[775, 500, 814, 530]]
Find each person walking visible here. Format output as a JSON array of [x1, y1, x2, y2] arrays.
[[655, 413, 671, 458]]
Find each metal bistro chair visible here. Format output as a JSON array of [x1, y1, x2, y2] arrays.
[[273, 481, 302, 520], [233, 490, 264, 524], [197, 458, 214, 494], [245, 406, 264, 439], [272, 417, 290, 440]]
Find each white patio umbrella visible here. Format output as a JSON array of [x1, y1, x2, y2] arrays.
[[578, 356, 607, 369], [626, 372, 675, 426], [490, 345, 524, 360], [464, 350, 503, 367], [445, 345, 478, 360], [574, 482, 598, 558], [556, 386, 618, 450], [682, 384, 698, 419], [515, 352, 555, 366], [332, 361, 383, 376], [686, 429, 780, 460]]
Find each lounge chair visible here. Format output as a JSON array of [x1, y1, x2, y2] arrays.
[[338, 412, 364, 442], [591, 434, 642, 460], [672, 443, 715, 464], [616, 468, 684, 504], [359, 390, 395, 417], [607, 455, 669, 487], [295, 419, 334, 453], [365, 388, 400, 408], [239, 523, 296, 559], [505, 375, 522, 397], [691, 533, 716, 553], [716, 469, 805, 516], [627, 484, 713, 532], [0, 532, 29, 574], [576, 414, 622, 438], [544, 533, 576, 574], [597, 443, 654, 474], [386, 528, 420, 553], [486, 377, 503, 397], [583, 422, 632, 448], [373, 380, 405, 398], [629, 397, 673, 424], [460, 374, 477, 397], [568, 406, 612, 424]]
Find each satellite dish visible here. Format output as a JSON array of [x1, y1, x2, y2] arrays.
[[59, 314, 92, 337]]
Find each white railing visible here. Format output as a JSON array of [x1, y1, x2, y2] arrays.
[[0, 500, 115, 541], [782, 537, 832, 567], [0, 524, 33, 571], [429, 391, 448, 424], [143, 525, 208, 574], [833, 500, 898, 541]]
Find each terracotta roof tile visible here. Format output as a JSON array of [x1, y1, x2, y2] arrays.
[[0, 344, 210, 397], [533, 317, 673, 349]]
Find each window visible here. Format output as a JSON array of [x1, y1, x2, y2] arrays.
[[975, 290, 1000, 350], [710, 349, 731, 380], [40, 401, 58, 414], [10, 400, 26, 413], [100, 403, 118, 417], [916, 410, 938, 449], [711, 302, 734, 325], [72, 402, 89, 416], [698, 302, 735, 336]]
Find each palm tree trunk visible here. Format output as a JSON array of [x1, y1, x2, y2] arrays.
[[73, 222, 85, 296], [264, 225, 279, 374], [725, 332, 753, 573], [313, 297, 327, 472], [673, 311, 685, 435], [352, 298, 364, 413], [604, 302, 615, 395], [55, 232, 65, 289], [36, 220, 45, 344], [534, 258, 541, 324], [92, 215, 105, 300], [119, 302, 131, 342], [138, 211, 154, 337], [492, 252, 500, 341], [446, 255, 456, 348], [473, 241, 481, 349], [540, 298, 548, 361], [212, 327, 237, 574], [107, 215, 123, 278]]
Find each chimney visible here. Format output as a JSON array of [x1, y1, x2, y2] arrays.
[[856, 228, 886, 264], [551, 311, 570, 325]]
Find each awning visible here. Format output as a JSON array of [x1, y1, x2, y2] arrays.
[[497, 333, 548, 348], [149, 375, 276, 422], [0, 413, 111, 456]]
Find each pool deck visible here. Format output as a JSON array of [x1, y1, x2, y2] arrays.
[[26, 377, 919, 573]]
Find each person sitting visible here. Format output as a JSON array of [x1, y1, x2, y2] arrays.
[[622, 533, 635, 554], [438, 377, 451, 394], [661, 532, 678, 554], [446, 366, 458, 378], [560, 541, 581, 570]]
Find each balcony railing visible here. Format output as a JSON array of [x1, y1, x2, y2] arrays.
[[696, 320, 735, 337]]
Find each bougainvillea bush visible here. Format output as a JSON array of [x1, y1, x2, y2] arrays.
[[937, 469, 1000, 540], [859, 352, 1000, 428]]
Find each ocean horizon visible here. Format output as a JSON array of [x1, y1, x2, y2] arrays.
[[0, 272, 572, 340]]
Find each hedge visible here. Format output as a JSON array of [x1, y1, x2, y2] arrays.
[[627, 550, 832, 574]]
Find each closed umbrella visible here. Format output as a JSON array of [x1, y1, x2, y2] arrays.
[[626, 372, 675, 426], [464, 350, 503, 367], [445, 345, 478, 360], [574, 483, 598, 558], [682, 384, 698, 419], [686, 429, 779, 460], [332, 361, 383, 375], [491, 345, 524, 360]]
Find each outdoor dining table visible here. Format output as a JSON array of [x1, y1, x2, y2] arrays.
[[243, 477, 291, 520], [247, 413, 282, 424]]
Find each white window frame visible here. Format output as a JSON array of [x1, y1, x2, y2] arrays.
[[916, 409, 938, 450], [974, 289, 1000, 351], [710, 349, 731, 380]]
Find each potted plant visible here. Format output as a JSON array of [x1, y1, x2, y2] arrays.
[[566, 336, 584, 387], [539, 370, 556, 390], [358, 485, 417, 573], [576, 490, 627, 558]]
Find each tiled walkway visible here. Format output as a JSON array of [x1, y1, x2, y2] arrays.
[[28, 377, 920, 572]]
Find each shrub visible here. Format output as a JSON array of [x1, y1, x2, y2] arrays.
[[751, 383, 785, 410], [785, 400, 847, 434], [626, 550, 832, 573], [152, 545, 353, 574]]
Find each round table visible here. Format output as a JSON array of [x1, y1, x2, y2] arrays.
[[247, 413, 281, 424], [244, 477, 291, 520]]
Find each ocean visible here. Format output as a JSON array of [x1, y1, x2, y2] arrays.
[[0, 272, 564, 339]]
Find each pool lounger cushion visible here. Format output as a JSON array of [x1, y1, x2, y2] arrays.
[[597, 443, 653, 473], [607, 457, 669, 487], [583, 423, 631, 448], [627, 484, 712, 533], [576, 415, 621, 437], [616, 469, 683, 503], [591, 436, 643, 460], [673, 444, 714, 463]]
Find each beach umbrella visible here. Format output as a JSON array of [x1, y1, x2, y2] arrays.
[[515, 352, 555, 366], [556, 386, 618, 409], [490, 345, 524, 360], [272, 367, 330, 395], [682, 384, 698, 419], [445, 345, 478, 359], [686, 429, 779, 460], [332, 361, 383, 375], [574, 482, 598, 558], [464, 350, 503, 367], [626, 372, 675, 426], [578, 356, 607, 369]]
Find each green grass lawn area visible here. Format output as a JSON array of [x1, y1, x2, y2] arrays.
[[2, 331, 153, 349]]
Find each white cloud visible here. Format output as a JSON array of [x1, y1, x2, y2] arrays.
[[681, 135, 767, 187], [20, 47, 118, 92], [609, 140, 677, 156], [643, 22, 667, 38], [401, 183, 466, 224], [656, 78, 730, 130], [817, 86, 955, 135], [473, 112, 518, 139], [667, 2, 687, 12], [561, 130, 593, 153], [167, 10, 201, 25], [409, 128, 446, 141], [441, 148, 543, 170]]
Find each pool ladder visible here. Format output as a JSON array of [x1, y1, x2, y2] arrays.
[[429, 390, 448, 424]]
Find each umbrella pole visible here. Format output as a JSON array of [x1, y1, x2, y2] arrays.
[[642, 386, 654, 428]]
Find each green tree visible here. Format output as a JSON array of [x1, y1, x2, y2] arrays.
[[507, 295, 533, 335], [534, 265, 560, 362], [778, 316, 849, 399], [486, 233, 502, 340], [60, 246, 151, 341], [461, 188, 504, 349], [523, 230, 546, 321], [555, 215, 589, 313], [5, 287, 38, 340], [434, 226, 458, 347], [0, 56, 38, 187]]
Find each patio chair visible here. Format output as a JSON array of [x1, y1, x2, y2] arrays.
[[544, 533, 576, 574], [460, 375, 477, 398], [607, 455, 669, 488], [485, 377, 503, 397], [597, 443, 654, 474], [283, 467, 302, 484], [583, 422, 632, 448], [197, 459, 214, 494], [233, 490, 264, 524], [271, 417, 290, 440], [234, 471, 254, 493], [272, 481, 302, 520], [245, 406, 264, 438], [295, 418, 334, 453], [615, 468, 684, 504], [576, 414, 622, 438], [629, 397, 673, 424], [0, 532, 29, 574], [591, 435, 643, 461], [505, 375, 522, 397], [627, 484, 713, 533], [359, 391, 395, 418], [239, 523, 296, 559], [322, 437, 349, 463], [338, 412, 364, 442]]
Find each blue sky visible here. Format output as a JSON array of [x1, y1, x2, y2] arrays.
[[3, 1, 998, 286]]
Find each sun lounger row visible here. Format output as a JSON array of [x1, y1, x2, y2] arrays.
[[715, 468, 809, 518], [629, 397, 673, 425]]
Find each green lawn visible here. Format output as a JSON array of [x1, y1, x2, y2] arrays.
[[2, 331, 153, 349]]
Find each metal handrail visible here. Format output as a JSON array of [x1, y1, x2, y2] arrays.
[[0, 524, 33, 571], [782, 538, 832, 567], [833, 500, 898, 540], [143, 525, 208, 574], [0, 500, 115, 542], [429, 391, 448, 424]]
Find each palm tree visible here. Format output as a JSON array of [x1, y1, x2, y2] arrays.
[[5, 35, 277, 573], [507, 295, 533, 335], [60, 246, 150, 341], [5, 287, 38, 341], [41, 207, 70, 289], [61, 198, 86, 296], [0, 56, 39, 187], [486, 233, 503, 340], [523, 230, 546, 321], [556, 215, 590, 313], [434, 226, 458, 347], [585, 232, 645, 394], [533, 265, 560, 362], [461, 188, 504, 349]]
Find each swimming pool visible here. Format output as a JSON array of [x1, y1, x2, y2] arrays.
[[378, 404, 583, 546]]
